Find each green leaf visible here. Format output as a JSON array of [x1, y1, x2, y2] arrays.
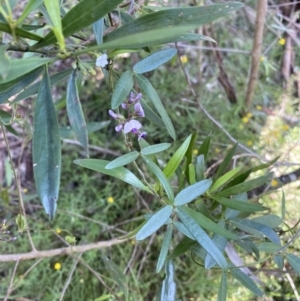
[[195, 154, 205, 181], [215, 174, 272, 197], [230, 218, 281, 244], [93, 18, 104, 45], [163, 135, 192, 178], [236, 239, 259, 260], [104, 3, 243, 45], [180, 206, 237, 240], [210, 166, 243, 193], [251, 215, 282, 228], [212, 197, 267, 213], [0, 45, 10, 79], [13, 68, 72, 103], [0, 67, 43, 104], [32, 0, 123, 49], [17, 0, 44, 25], [214, 143, 237, 180], [286, 253, 300, 275], [160, 261, 176, 301], [105, 151, 139, 169], [273, 254, 284, 270], [32, 67, 61, 220], [168, 237, 195, 260], [140, 143, 171, 155], [66, 69, 88, 154], [223, 169, 252, 190], [184, 132, 197, 184], [140, 98, 166, 128], [74, 159, 150, 192], [0, 22, 42, 41], [15, 214, 26, 232], [173, 221, 195, 240], [257, 242, 281, 253], [230, 267, 263, 296], [225, 193, 247, 219], [103, 256, 128, 300], [176, 208, 228, 269], [217, 272, 227, 301], [135, 74, 176, 140], [252, 156, 280, 172], [136, 205, 173, 240], [133, 48, 177, 74], [0, 57, 53, 85], [141, 155, 174, 201], [170, 33, 216, 43], [198, 136, 211, 162], [174, 179, 212, 206], [111, 70, 133, 109], [188, 164, 196, 185], [156, 224, 173, 273], [44, 0, 65, 51]]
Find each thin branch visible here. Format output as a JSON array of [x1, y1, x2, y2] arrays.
[[58, 253, 82, 301], [0, 123, 36, 251], [284, 266, 300, 301], [4, 260, 19, 301], [0, 237, 127, 262], [245, 0, 268, 108]]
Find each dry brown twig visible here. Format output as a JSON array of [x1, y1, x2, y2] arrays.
[[245, 0, 268, 108]]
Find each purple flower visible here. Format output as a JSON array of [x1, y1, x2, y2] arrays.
[[134, 102, 145, 117], [128, 92, 142, 103], [138, 131, 147, 140], [123, 120, 142, 134], [121, 103, 128, 109], [108, 110, 118, 119], [115, 124, 123, 132]]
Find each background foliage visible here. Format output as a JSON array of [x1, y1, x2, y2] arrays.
[[0, 0, 300, 300]]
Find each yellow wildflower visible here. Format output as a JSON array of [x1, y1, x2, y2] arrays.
[[79, 279, 84, 284], [131, 239, 135, 245], [246, 112, 253, 118], [180, 55, 188, 64], [282, 124, 289, 131], [278, 38, 286, 45], [242, 116, 249, 123], [256, 105, 262, 110], [107, 196, 114, 204], [260, 56, 265, 62], [54, 262, 61, 270], [246, 140, 253, 146], [271, 179, 278, 187], [56, 228, 61, 234], [193, 149, 198, 155], [215, 148, 221, 154]]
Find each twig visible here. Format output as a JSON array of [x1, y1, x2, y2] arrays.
[[77, 257, 123, 301], [58, 253, 82, 301], [284, 266, 300, 301], [0, 123, 36, 251], [0, 237, 127, 262], [4, 260, 19, 301], [245, 0, 268, 108]]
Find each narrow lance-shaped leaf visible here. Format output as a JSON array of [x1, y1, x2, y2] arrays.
[[163, 135, 192, 178], [160, 261, 176, 301], [74, 159, 151, 193], [0, 57, 53, 85], [32, 0, 124, 49], [66, 69, 88, 155], [17, 0, 44, 25], [217, 272, 227, 301], [0, 22, 42, 41], [140, 143, 171, 155], [174, 179, 212, 206], [44, 0, 65, 51], [286, 253, 300, 275], [105, 151, 139, 169], [230, 266, 263, 296], [176, 208, 228, 269], [133, 48, 177, 74], [135, 74, 176, 140], [184, 132, 197, 184], [104, 3, 243, 44], [156, 224, 173, 273], [111, 70, 133, 109], [93, 18, 104, 45], [0, 67, 43, 105], [33, 67, 61, 220], [136, 205, 173, 240], [141, 155, 174, 201]]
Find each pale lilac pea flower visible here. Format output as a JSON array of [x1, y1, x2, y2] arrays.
[[96, 54, 108, 68], [138, 131, 147, 140], [123, 120, 142, 134], [134, 102, 145, 117], [115, 124, 123, 132]]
